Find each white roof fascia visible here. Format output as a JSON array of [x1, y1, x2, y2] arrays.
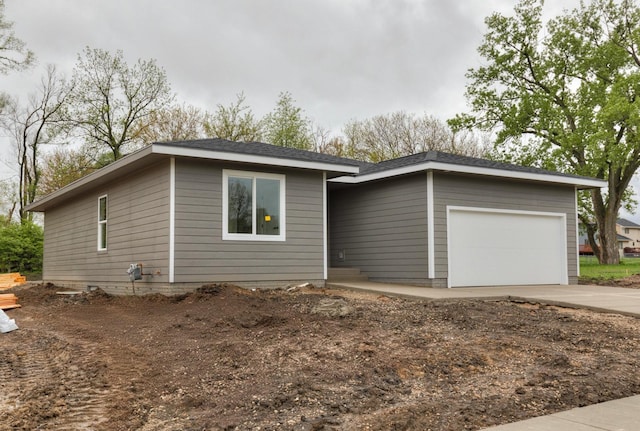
[[328, 161, 606, 188], [151, 144, 360, 174]]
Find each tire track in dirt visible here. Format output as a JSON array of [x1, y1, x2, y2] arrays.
[[0, 328, 111, 431]]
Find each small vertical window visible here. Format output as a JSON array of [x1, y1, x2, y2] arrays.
[[98, 195, 108, 251]]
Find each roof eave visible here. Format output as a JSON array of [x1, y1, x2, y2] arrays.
[[27, 143, 360, 212], [151, 143, 360, 175], [328, 161, 606, 189], [26, 145, 155, 212]]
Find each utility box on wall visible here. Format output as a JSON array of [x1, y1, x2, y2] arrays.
[[127, 263, 143, 281]]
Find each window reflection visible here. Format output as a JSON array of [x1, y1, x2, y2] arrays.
[[228, 177, 252, 233], [256, 178, 280, 235]]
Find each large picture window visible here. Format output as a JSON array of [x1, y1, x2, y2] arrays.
[[98, 195, 108, 251], [223, 170, 285, 241]]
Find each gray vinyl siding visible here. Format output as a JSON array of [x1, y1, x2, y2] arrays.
[[329, 174, 428, 283], [433, 173, 578, 281], [173, 159, 324, 284], [42, 161, 171, 292]]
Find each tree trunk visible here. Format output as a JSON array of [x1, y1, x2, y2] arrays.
[[7, 201, 16, 223], [590, 188, 621, 265], [597, 212, 619, 264], [592, 185, 621, 264], [584, 221, 600, 258], [18, 149, 27, 223]]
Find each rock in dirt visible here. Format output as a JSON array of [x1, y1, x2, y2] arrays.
[[286, 282, 314, 293], [311, 298, 353, 317]]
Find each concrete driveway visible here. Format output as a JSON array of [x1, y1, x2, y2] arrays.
[[327, 281, 640, 318]]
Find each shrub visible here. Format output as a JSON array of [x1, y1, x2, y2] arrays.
[[0, 221, 43, 273]]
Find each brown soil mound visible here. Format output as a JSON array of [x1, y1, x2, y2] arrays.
[[1, 283, 640, 430], [581, 274, 640, 288]]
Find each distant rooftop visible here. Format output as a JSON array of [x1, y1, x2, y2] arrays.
[[617, 218, 640, 228]]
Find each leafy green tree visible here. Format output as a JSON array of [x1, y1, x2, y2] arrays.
[[262, 92, 312, 150], [0, 0, 34, 75], [450, 0, 640, 264], [67, 47, 173, 162], [204, 92, 262, 142], [0, 220, 43, 274]]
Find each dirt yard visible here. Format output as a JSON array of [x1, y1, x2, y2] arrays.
[[2, 282, 640, 431]]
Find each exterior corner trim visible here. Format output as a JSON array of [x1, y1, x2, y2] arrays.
[[169, 157, 176, 283], [323, 172, 328, 281], [427, 171, 435, 279]]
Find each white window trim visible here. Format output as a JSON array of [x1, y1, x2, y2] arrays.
[[222, 169, 286, 242], [97, 194, 108, 251]]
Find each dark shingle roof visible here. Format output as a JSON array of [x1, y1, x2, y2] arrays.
[[618, 233, 633, 241], [155, 138, 363, 168], [359, 150, 596, 181], [617, 218, 640, 228], [155, 140, 601, 185]]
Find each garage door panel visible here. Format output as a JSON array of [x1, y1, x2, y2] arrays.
[[448, 208, 567, 287]]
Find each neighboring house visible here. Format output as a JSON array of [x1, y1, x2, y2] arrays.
[[578, 218, 640, 254], [616, 218, 640, 249], [26, 139, 605, 294]]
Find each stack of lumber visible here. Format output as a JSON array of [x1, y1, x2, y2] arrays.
[[0, 273, 26, 289], [0, 293, 20, 310]]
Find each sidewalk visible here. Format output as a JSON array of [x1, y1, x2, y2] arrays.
[[482, 395, 640, 430], [327, 281, 640, 430]]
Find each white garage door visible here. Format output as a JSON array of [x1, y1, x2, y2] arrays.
[[448, 207, 568, 287]]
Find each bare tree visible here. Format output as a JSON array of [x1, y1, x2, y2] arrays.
[[67, 47, 173, 162], [37, 145, 97, 196], [1, 65, 70, 222], [0, 0, 34, 75], [309, 123, 333, 153], [0, 179, 17, 223], [135, 103, 207, 143], [343, 111, 486, 162]]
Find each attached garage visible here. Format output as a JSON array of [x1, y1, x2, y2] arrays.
[[329, 151, 606, 288], [447, 207, 568, 287]]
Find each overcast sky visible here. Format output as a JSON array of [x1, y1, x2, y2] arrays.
[[0, 1, 582, 161], [14, 0, 639, 221]]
